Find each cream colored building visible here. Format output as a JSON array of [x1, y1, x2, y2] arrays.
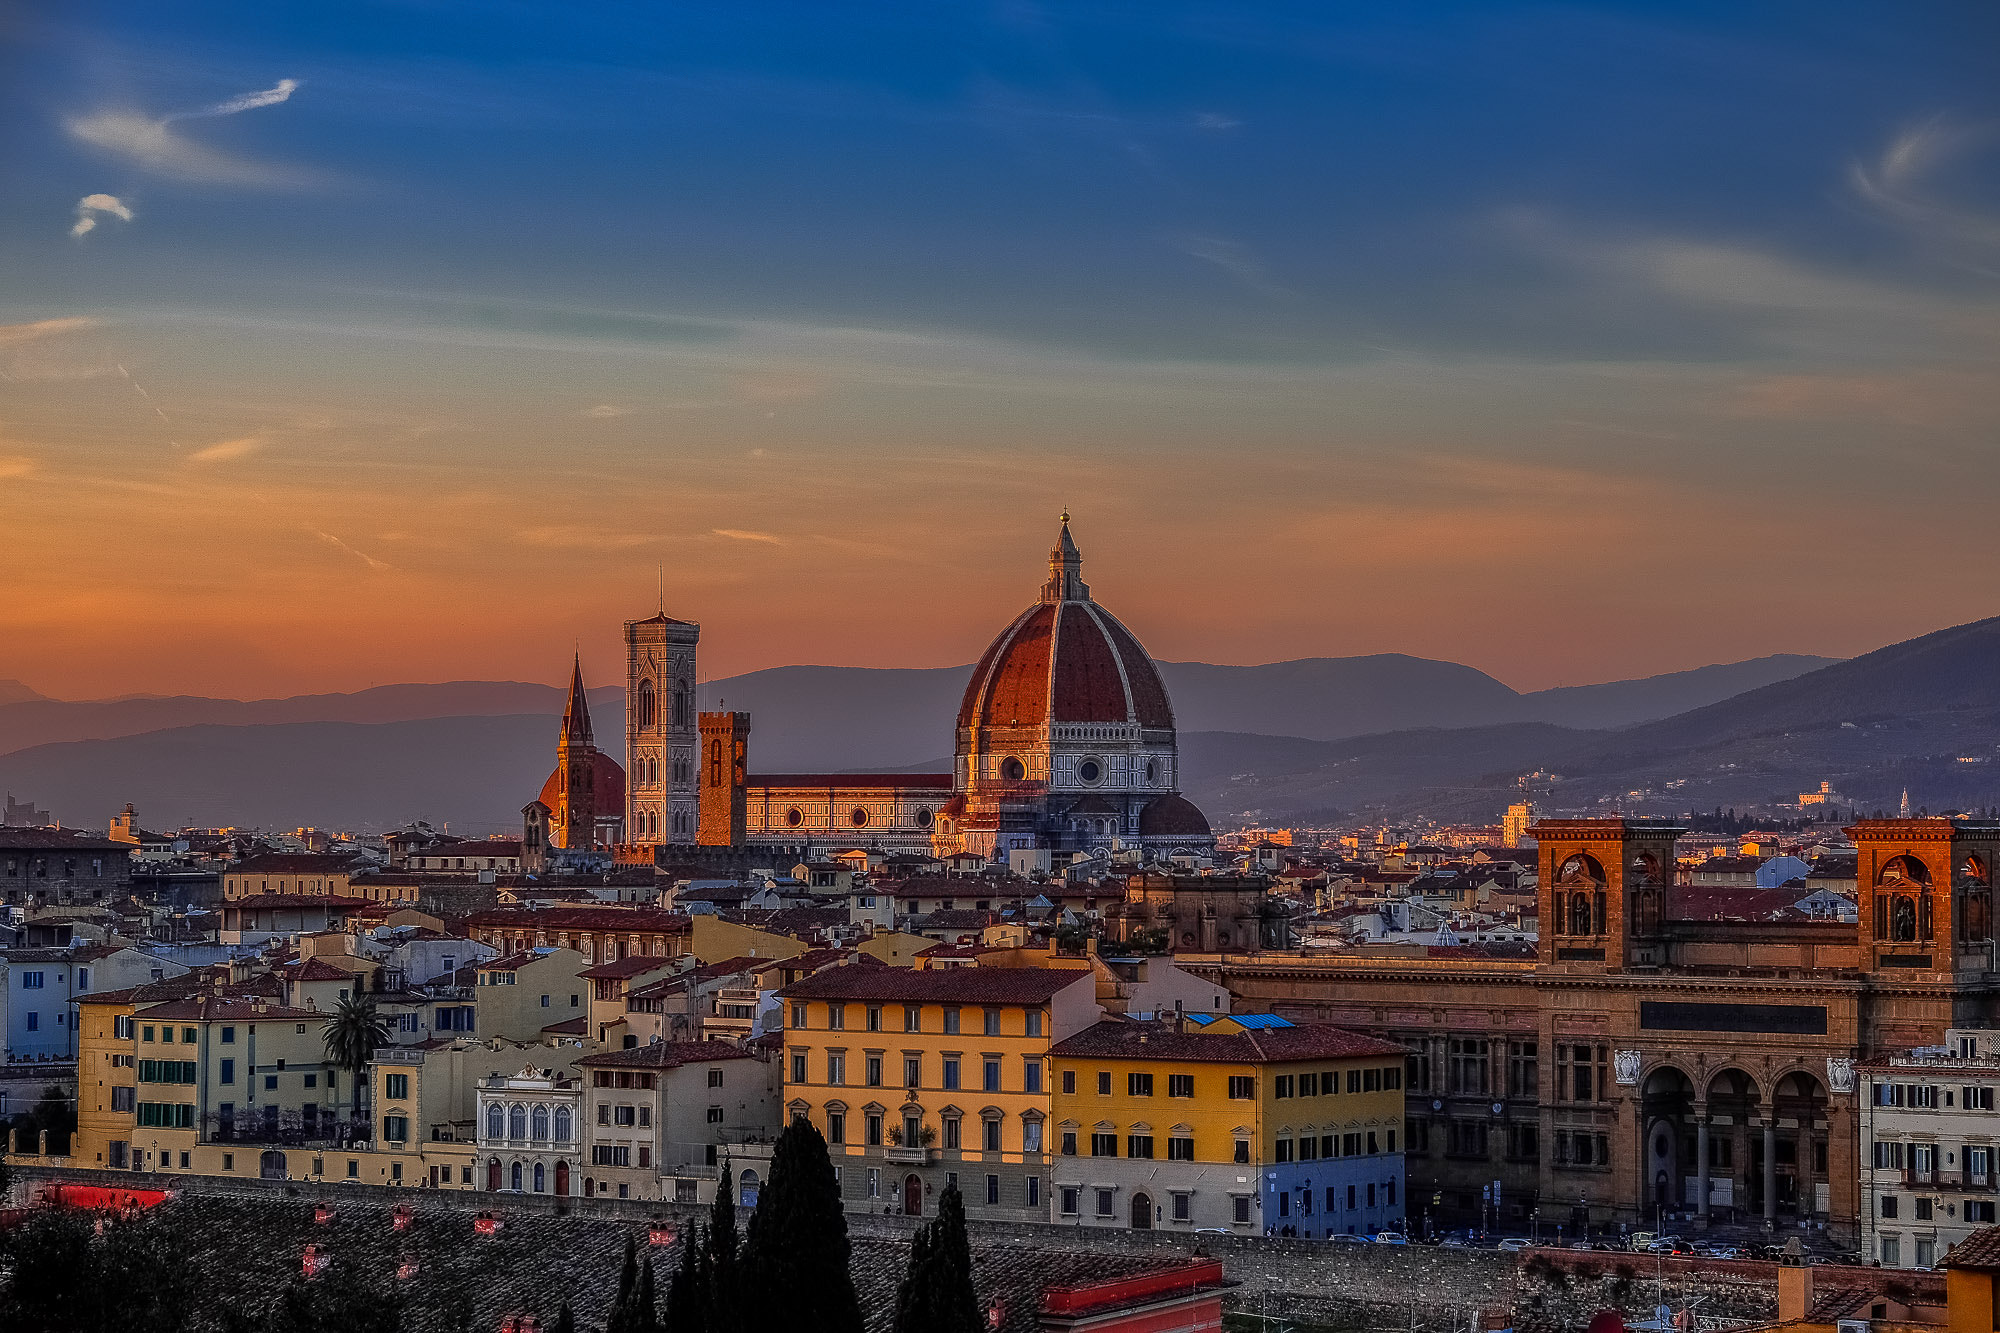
[[575, 1039, 781, 1202]]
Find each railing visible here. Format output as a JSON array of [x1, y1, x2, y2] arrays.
[[884, 1145, 936, 1164]]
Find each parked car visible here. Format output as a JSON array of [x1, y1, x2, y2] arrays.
[[1628, 1232, 1658, 1252], [1327, 1233, 1373, 1245], [1374, 1232, 1410, 1246], [1497, 1238, 1534, 1253]]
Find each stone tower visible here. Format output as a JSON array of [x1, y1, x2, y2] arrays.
[[625, 611, 701, 847], [554, 655, 598, 850], [1533, 817, 1684, 971], [697, 711, 751, 848]]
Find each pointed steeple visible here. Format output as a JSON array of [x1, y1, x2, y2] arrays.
[[561, 654, 594, 749], [1040, 511, 1090, 604]]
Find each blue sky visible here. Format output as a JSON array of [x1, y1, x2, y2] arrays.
[[2, 2, 1997, 698]]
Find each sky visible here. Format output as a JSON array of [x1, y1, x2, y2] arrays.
[[2, 2, 1998, 702]]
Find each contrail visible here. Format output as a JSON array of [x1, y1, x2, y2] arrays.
[[169, 79, 300, 122], [117, 362, 172, 424]]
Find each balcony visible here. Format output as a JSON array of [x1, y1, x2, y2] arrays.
[[884, 1145, 937, 1165]]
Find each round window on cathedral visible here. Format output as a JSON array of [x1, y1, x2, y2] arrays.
[[785, 807, 804, 828], [1000, 757, 1026, 781], [915, 807, 933, 827], [1144, 760, 1158, 783], [1077, 758, 1102, 784], [850, 807, 869, 827]]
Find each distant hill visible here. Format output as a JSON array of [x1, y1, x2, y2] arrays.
[[0, 682, 623, 758], [0, 679, 49, 706], [1188, 617, 2000, 824]]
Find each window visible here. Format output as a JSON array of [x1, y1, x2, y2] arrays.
[[905, 1057, 921, 1088], [1881, 1195, 1899, 1219], [1447, 1120, 1489, 1158], [383, 1115, 410, 1142], [1228, 1076, 1255, 1100], [791, 1003, 808, 1028], [944, 1117, 962, 1150], [830, 1054, 847, 1086], [1128, 1134, 1154, 1160], [111, 1087, 135, 1112], [828, 1112, 845, 1144], [1061, 1129, 1077, 1155], [867, 1006, 882, 1032], [1233, 1195, 1252, 1224], [706, 1106, 723, 1124], [790, 1052, 807, 1083], [1448, 1037, 1489, 1096], [1128, 1072, 1154, 1097], [1506, 1123, 1539, 1162], [555, 1108, 572, 1142], [903, 1004, 921, 1033], [264, 1075, 278, 1091], [1172, 1192, 1192, 1222], [984, 1174, 999, 1206], [866, 1114, 882, 1147], [1024, 1060, 1042, 1094], [1965, 1085, 1995, 1112], [1097, 1071, 1112, 1096], [1970, 1201, 1996, 1223], [984, 1060, 1001, 1092], [1061, 1186, 1081, 1216], [943, 1058, 960, 1090], [20, 971, 43, 989], [984, 1008, 1001, 1036], [1507, 1041, 1538, 1099], [1095, 1189, 1114, 1218], [1026, 1177, 1041, 1208], [1233, 1139, 1249, 1164], [943, 1008, 961, 1035], [1915, 1197, 1934, 1221], [1168, 1073, 1194, 1098], [1091, 1132, 1118, 1157], [115, 1015, 134, 1039], [983, 1119, 1002, 1152], [828, 1005, 845, 1031], [1273, 1139, 1293, 1163], [386, 1074, 409, 1100], [1023, 1118, 1043, 1152]]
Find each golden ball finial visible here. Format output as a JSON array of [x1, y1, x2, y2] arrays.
[[1059, 510, 1070, 526]]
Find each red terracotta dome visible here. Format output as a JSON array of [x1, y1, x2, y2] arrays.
[[537, 752, 627, 815], [1138, 794, 1210, 838], [956, 521, 1174, 733]]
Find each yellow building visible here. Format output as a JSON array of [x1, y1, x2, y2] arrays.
[[776, 964, 1101, 1221], [1048, 1014, 1408, 1237]]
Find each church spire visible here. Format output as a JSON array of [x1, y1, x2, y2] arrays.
[[1040, 511, 1090, 604], [561, 653, 594, 748]]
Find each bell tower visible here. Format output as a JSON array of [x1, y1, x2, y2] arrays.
[[554, 655, 598, 850], [697, 711, 751, 848], [625, 611, 701, 849], [1533, 818, 1684, 971]]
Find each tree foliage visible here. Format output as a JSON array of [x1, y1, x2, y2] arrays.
[[893, 1185, 983, 1333], [738, 1119, 862, 1333], [0, 1207, 205, 1333], [320, 994, 392, 1117]]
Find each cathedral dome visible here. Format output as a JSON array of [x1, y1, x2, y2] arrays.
[[1138, 794, 1210, 838], [956, 519, 1175, 734]]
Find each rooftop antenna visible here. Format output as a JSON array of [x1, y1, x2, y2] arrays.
[[657, 565, 665, 617]]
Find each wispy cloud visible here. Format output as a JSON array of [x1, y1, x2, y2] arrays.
[[1194, 112, 1242, 131], [1849, 118, 2000, 254], [0, 456, 36, 481], [66, 78, 315, 187], [1172, 233, 1291, 299], [0, 317, 95, 347], [70, 194, 134, 239], [176, 79, 299, 120], [583, 404, 631, 418], [314, 530, 391, 571], [187, 434, 266, 464], [712, 528, 782, 545]]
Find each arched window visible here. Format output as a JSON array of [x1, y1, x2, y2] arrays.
[[851, 807, 869, 827], [554, 1107, 573, 1143], [636, 679, 656, 729], [673, 686, 690, 727], [531, 1105, 550, 1141], [510, 1161, 523, 1192], [1000, 757, 1026, 781], [508, 1104, 528, 1140], [486, 1104, 504, 1140], [533, 1162, 546, 1193]]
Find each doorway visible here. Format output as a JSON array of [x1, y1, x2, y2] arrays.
[[260, 1150, 287, 1180], [1131, 1192, 1153, 1229], [903, 1173, 924, 1216]]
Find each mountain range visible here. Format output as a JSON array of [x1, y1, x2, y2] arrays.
[[2, 628, 1992, 835]]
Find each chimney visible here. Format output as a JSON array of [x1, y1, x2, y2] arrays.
[[1775, 1257, 1813, 1323]]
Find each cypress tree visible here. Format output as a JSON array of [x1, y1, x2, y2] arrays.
[[667, 1223, 709, 1333], [607, 1236, 642, 1333], [928, 1185, 983, 1333], [638, 1255, 660, 1333], [707, 1163, 740, 1333], [738, 1119, 862, 1333], [891, 1222, 932, 1333], [550, 1305, 576, 1333]]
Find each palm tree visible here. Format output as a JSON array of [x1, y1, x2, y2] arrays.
[[321, 993, 392, 1128]]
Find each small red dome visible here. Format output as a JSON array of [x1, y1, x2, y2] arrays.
[[957, 600, 1174, 732], [538, 752, 627, 814]]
